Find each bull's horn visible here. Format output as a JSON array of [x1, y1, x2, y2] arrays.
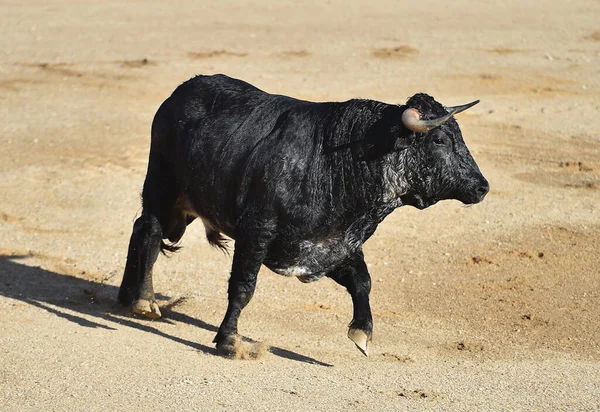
[[445, 99, 480, 115], [401, 99, 480, 133]]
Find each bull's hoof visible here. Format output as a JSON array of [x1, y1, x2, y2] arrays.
[[348, 328, 371, 357], [216, 335, 242, 359], [132, 299, 162, 319], [215, 335, 267, 360]]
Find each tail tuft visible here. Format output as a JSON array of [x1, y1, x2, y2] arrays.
[[207, 230, 230, 254], [160, 240, 182, 256]]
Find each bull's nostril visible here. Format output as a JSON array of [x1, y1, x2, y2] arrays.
[[477, 183, 489, 198]]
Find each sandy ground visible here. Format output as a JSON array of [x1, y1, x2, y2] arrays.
[[1, 0, 599, 410]]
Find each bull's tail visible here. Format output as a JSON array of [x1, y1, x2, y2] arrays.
[[207, 230, 230, 254], [160, 240, 182, 255]]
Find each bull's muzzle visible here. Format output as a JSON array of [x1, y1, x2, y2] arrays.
[[465, 177, 489, 204]]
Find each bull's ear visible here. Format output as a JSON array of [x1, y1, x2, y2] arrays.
[[393, 136, 410, 151], [360, 119, 407, 160]]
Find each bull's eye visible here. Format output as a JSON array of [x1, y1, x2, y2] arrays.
[[432, 136, 448, 146]]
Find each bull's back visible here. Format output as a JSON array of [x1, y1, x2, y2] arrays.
[[153, 75, 330, 233]]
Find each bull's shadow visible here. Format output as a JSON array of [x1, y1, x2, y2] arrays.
[[0, 253, 331, 367]]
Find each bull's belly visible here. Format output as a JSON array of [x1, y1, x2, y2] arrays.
[[270, 266, 324, 283], [264, 239, 352, 283]]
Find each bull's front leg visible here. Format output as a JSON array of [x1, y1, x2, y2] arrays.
[[328, 251, 373, 356], [213, 222, 275, 358]]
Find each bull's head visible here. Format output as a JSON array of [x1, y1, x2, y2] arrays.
[[395, 93, 489, 209]]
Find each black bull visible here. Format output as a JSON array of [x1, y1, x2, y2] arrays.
[[118, 74, 489, 357]]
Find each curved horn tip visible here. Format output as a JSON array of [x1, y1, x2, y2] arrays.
[[464, 99, 480, 109], [445, 99, 480, 115]]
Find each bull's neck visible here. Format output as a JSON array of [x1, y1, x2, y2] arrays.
[[329, 153, 406, 224], [323, 100, 408, 215], [364, 153, 408, 210]]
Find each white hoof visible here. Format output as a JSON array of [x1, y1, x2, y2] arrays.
[[132, 299, 162, 319], [348, 328, 371, 357]]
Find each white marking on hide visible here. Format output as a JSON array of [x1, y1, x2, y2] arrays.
[[382, 156, 410, 202], [273, 266, 311, 276]]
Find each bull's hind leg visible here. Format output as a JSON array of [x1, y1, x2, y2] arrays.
[[128, 214, 163, 319], [118, 154, 184, 319], [118, 213, 164, 318], [118, 217, 145, 306], [328, 251, 373, 356]]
